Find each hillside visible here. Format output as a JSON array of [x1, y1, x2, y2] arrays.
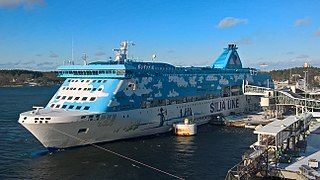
[[269, 67, 320, 87], [0, 70, 64, 87]]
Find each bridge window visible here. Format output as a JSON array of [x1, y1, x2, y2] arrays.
[[98, 88, 102, 91], [50, 104, 55, 108], [56, 96, 61, 99], [82, 97, 88, 101], [84, 106, 90, 110], [98, 80, 102, 83], [62, 96, 66, 100], [92, 88, 97, 91], [90, 97, 96, 101], [78, 88, 82, 90], [55, 104, 60, 108], [67, 96, 73, 100], [76, 106, 81, 110], [62, 105, 67, 109], [68, 105, 74, 109], [74, 97, 80, 100]]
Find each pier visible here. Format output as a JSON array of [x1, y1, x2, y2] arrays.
[[225, 113, 314, 180], [225, 83, 320, 180]]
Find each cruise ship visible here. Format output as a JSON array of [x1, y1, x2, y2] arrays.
[[19, 42, 273, 149]]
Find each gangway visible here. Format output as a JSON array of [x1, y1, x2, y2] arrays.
[[244, 85, 320, 116]]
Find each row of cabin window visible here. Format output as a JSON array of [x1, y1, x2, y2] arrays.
[[67, 79, 107, 83], [50, 104, 90, 110], [62, 87, 103, 91], [56, 96, 96, 101], [60, 69, 125, 76]]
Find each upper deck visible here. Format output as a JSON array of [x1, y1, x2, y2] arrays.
[[57, 42, 259, 79]]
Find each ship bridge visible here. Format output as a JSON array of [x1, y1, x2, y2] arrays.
[[57, 64, 127, 79]]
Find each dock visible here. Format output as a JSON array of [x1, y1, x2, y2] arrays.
[[225, 113, 320, 180]]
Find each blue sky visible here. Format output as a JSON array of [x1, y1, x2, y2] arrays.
[[0, 0, 319, 70]]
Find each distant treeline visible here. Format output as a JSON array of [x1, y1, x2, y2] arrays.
[[269, 67, 320, 86], [0, 69, 64, 87], [1, 67, 319, 87]]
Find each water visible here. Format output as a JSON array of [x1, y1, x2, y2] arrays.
[[0, 86, 256, 179]]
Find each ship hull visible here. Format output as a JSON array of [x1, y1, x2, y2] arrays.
[[19, 95, 259, 149]]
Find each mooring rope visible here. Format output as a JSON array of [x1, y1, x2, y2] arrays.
[[49, 127, 185, 180]]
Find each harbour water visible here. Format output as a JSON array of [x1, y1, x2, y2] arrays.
[[0, 86, 255, 179]]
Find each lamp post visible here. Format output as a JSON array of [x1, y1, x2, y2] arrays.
[[303, 68, 308, 138]]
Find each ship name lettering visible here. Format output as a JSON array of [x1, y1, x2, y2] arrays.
[[210, 98, 239, 113]]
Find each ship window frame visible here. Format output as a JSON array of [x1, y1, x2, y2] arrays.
[[62, 96, 66, 100], [67, 96, 73, 100], [55, 104, 60, 108], [89, 97, 96, 101], [76, 106, 81, 110], [83, 106, 90, 110], [82, 97, 88, 101], [62, 105, 67, 109], [50, 104, 55, 108], [74, 97, 80, 100], [68, 105, 74, 109]]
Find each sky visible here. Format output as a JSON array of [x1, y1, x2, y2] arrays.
[[0, 0, 320, 71]]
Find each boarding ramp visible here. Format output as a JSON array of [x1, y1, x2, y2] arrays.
[[243, 85, 272, 96], [244, 85, 320, 117]]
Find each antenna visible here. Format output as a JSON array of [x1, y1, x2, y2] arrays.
[[82, 53, 88, 65], [71, 37, 74, 62], [113, 41, 135, 63]]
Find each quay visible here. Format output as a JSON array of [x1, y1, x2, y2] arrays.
[[225, 84, 320, 180]]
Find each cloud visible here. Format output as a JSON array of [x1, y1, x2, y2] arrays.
[[35, 54, 42, 57], [316, 28, 320, 37], [294, 17, 310, 27], [216, 17, 248, 29], [94, 51, 106, 57], [49, 51, 59, 58], [0, 0, 45, 9], [296, 54, 309, 59], [167, 50, 175, 54], [286, 51, 294, 55], [236, 37, 252, 45]]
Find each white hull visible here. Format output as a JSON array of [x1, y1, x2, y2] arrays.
[[19, 95, 259, 149]]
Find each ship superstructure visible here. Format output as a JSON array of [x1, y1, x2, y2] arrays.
[[19, 42, 273, 149]]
